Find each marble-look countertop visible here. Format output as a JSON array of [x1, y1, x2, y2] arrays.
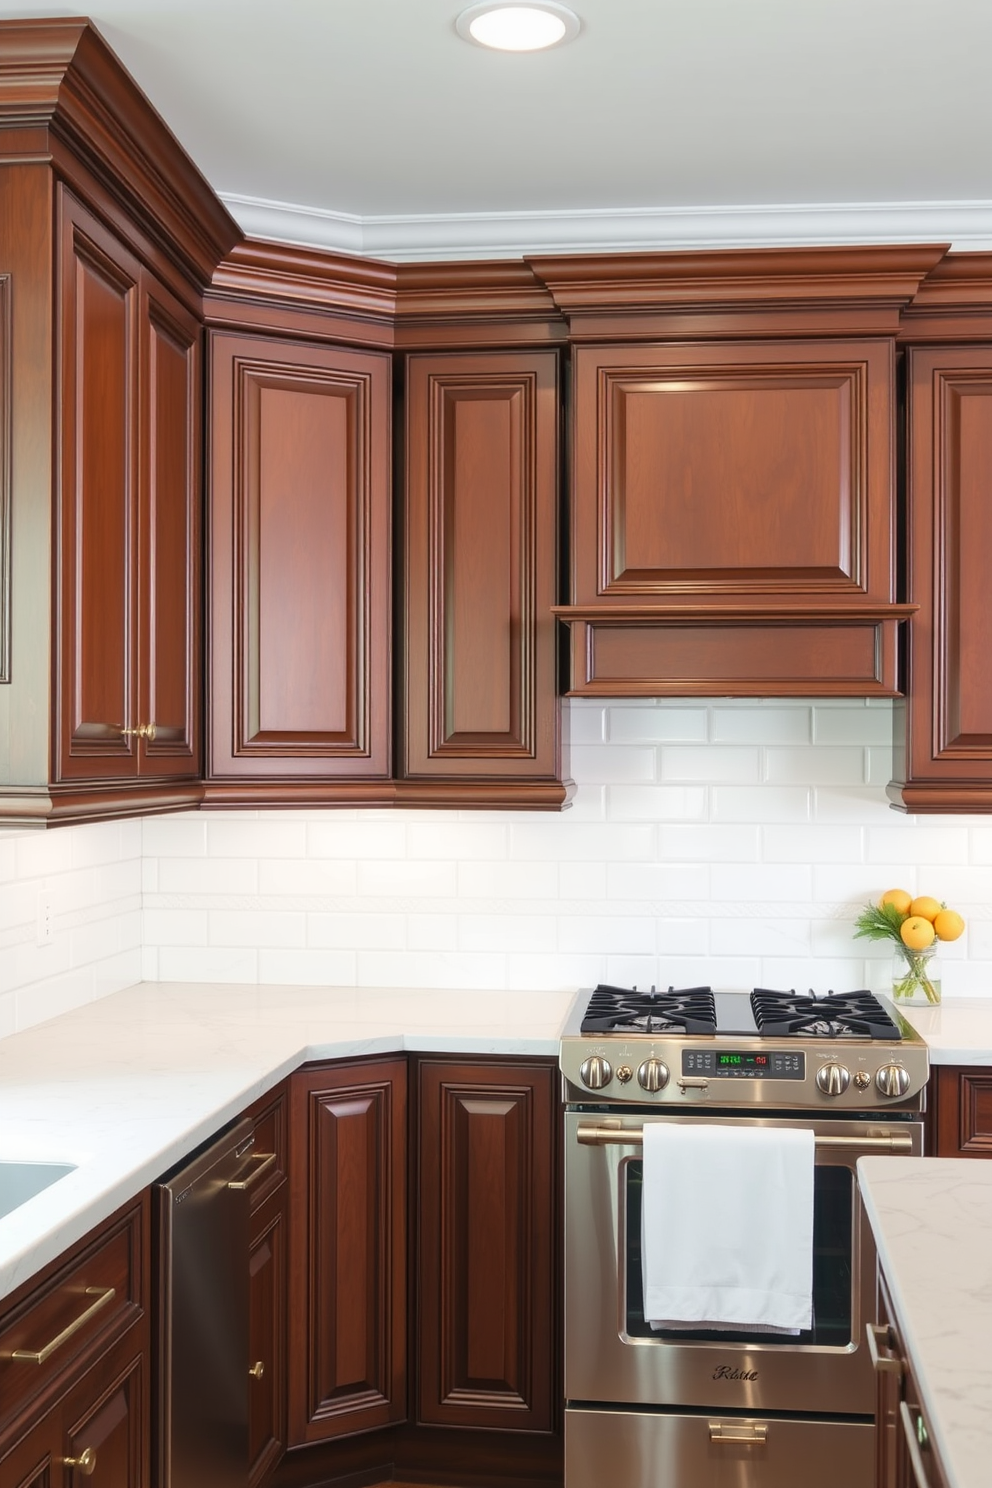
[[858, 1156, 992, 1488], [899, 997, 992, 1064], [0, 981, 572, 1303]]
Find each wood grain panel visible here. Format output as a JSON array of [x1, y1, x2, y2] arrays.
[[0, 273, 9, 685], [62, 1350, 145, 1488], [288, 1060, 407, 1445], [403, 352, 560, 782], [931, 1067, 992, 1158], [208, 333, 391, 780], [567, 616, 901, 696], [57, 192, 139, 779], [417, 1060, 556, 1433], [249, 1192, 287, 1487], [890, 348, 992, 810], [139, 273, 200, 776], [571, 339, 895, 608]]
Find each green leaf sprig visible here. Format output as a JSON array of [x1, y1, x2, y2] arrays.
[[853, 901, 909, 947]]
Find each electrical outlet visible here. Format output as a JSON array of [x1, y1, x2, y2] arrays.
[[36, 893, 54, 947]]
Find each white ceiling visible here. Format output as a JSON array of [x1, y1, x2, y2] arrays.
[[5, 0, 992, 259]]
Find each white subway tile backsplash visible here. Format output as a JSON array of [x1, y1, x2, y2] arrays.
[[659, 747, 760, 783], [5, 697, 992, 1027]]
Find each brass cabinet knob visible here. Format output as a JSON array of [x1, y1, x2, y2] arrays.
[[249, 1359, 265, 1381], [64, 1446, 97, 1476], [119, 722, 157, 740]]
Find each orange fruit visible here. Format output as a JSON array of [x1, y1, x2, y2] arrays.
[[909, 895, 942, 923], [880, 888, 912, 915], [901, 916, 936, 951], [934, 908, 965, 942]]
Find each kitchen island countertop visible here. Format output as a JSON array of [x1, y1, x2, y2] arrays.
[[858, 1155, 992, 1488], [0, 980, 571, 1303]]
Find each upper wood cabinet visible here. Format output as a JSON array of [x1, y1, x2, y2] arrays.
[[530, 247, 943, 699], [206, 331, 392, 796], [0, 20, 238, 827], [889, 343, 992, 811], [56, 190, 202, 792], [400, 350, 566, 807]]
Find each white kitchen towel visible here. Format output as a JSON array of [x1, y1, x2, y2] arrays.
[[640, 1122, 815, 1334]]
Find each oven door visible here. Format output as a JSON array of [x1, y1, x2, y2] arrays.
[[564, 1109, 922, 1417]]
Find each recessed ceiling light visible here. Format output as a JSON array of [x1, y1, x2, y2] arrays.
[[456, 2, 581, 52]]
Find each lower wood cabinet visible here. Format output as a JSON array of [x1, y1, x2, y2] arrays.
[[415, 1058, 559, 1434], [927, 1064, 992, 1157], [244, 1080, 290, 1487], [287, 1058, 408, 1446], [871, 1271, 949, 1488], [0, 1195, 150, 1488]]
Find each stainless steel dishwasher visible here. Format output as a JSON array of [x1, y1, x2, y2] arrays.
[[154, 1116, 262, 1488]]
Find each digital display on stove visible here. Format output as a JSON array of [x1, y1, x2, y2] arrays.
[[683, 1050, 806, 1080]]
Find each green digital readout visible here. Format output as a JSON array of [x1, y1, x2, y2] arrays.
[[717, 1052, 769, 1069]]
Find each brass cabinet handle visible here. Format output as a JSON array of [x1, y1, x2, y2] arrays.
[[709, 1422, 768, 1445], [866, 1322, 904, 1376], [10, 1286, 116, 1364], [249, 1360, 265, 1381], [899, 1401, 932, 1488], [120, 723, 157, 740], [227, 1152, 277, 1191], [64, 1446, 97, 1476]]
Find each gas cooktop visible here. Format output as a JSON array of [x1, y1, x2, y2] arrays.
[[560, 984, 928, 1110]]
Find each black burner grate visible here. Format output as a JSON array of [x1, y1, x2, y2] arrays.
[[580, 984, 717, 1037], [750, 988, 901, 1041]]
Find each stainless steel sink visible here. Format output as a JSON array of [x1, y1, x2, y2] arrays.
[[0, 1160, 77, 1220]]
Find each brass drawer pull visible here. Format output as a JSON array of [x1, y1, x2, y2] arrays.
[[227, 1152, 277, 1191], [866, 1321, 903, 1375], [11, 1286, 116, 1364], [709, 1422, 768, 1445], [64, 1446, 97, 1476], [119, 723, 157, 740]]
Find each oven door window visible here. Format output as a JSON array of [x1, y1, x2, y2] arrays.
[[624, 1159, 854, 1347]]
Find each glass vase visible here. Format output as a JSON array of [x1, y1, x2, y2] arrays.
[[891, 945, 942, 1006]]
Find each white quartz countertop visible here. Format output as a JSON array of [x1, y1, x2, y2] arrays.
[[899, 997, 992, 1064], [858, 1156, 992, 1488], [0, 981, 572, 1303]]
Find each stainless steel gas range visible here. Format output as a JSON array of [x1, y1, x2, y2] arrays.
[[560, 984, 928, 1488]]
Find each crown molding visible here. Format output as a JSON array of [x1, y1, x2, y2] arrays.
[[220, 193, 992, 263]]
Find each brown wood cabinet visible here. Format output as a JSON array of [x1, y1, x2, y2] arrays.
[[926, 1064, 992, 1157], [415, 1058, 558, 1435], [0, 20, 238, 827], [206, 331, 393, 798], [401, 351, 565, 807], [287, 1058, 408, 1446], [243, 1082, 290, 1486], [0, 1194, 150, 1488], [871, 1271, 950, 1488], [890, 344, 992, 810]]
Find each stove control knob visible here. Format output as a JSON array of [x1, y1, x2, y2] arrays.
[[854, 1071, 872, 1090], [637, 1058, 670, 1092], [876, 1064, 911, 1099], [579, 1055, 613, 1090], [816, 1062, 851, 1097]]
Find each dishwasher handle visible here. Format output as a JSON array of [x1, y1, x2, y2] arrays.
[[227, 1151, 277, 1192]]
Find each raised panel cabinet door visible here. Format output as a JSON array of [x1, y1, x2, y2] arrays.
[[287, 1060, 407, 1445], [416, 1059, 557, 1433], [56, 190, 140, 781], [890, 347, 992, 811], [570, 339, 896, 608], [136, 272, 201, 779], [403, 351, 560, 784], [248, 1189, 287, 1487], [60, 1339, 147, 1488], [208, 333, 391, 780], [0, 1410, 60, 1487], [931, 1066, 992, 1157]]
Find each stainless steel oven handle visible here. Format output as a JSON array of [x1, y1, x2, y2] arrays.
[[575, 1123, 914, 1152], [899, 1401, 933, 1488]]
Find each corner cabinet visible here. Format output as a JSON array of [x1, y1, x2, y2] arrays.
[[415, 1058, 559, 1434], [400, 351, 566, 807], [205, 332, 392, 797], [287, 1058, 408, 1446]]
